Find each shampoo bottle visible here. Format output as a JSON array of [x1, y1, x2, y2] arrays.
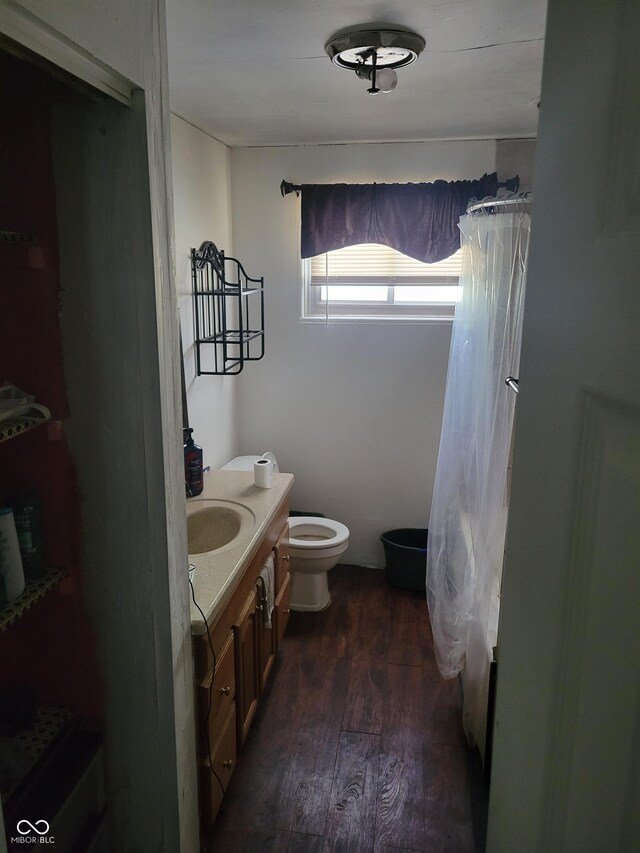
[[0, 508, 26, 606], [184, 428, 204, 497], [11, 496, 44, 579]]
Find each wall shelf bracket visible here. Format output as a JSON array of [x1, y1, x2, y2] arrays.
[[191, 241, 265, 376]]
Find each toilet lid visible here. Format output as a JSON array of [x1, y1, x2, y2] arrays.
[[260, 452, 279, 472], [288, 517, 349, 549], [221, 453, 280, 473]]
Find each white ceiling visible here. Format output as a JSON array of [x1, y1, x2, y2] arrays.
[[166, 0, 547, 147]]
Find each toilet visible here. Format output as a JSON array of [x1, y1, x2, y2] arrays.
[[287, 516, 349, 611], [221, 454, 350, 611]]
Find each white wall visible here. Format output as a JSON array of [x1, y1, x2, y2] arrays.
[[231, 141, 496, 566], [496, 138, 537, 193], [171, 115, 238, 468], [9, 0, 157, 87]]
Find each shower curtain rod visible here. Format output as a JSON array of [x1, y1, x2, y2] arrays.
[[467, 195, 532, 214], [279, 176, 521, 196]]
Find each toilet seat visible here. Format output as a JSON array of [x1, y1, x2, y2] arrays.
[[287, 516, 350, 611], [288, 517, 349, 550]]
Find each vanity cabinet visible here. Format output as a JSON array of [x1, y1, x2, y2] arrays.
[[197, 632, 235, 757], [274, 522, 290, 590], [198, 702, 237, 829], [257, 577, 276, 692], [193, 497, 290, 835], [233, 587, 260, 746], [275, 570, 292, 647]]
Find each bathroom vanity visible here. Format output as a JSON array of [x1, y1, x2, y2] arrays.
[[188, 470, 293, 832]]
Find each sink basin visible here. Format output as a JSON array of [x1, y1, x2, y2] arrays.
[[187, 499, 255, 554]]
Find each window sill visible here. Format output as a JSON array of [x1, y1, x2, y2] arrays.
[[299, 313, 454, 325]]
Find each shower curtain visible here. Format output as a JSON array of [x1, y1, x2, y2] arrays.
[[426, 206, 531, 762]]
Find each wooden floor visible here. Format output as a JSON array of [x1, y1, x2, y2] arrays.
[[208, 565, 482, 852]]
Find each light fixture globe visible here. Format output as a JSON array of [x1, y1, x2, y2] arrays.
[[355, 65, 398, 93], [375, 67, 398, 93], [324, 26, 425, 71]]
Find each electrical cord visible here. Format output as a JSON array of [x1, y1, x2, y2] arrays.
[[189, 576, 226, 799]]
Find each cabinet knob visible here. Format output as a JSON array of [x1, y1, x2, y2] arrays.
[[219, 686, 231, 696], [222, 760, 233, 769], [284, 609, 290, 615], [283, 555, 290, 562]]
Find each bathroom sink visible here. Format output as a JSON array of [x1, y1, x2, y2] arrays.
[[187, 499, 255, 554]]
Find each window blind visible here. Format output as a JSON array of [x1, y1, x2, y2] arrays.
[[310, 243, 462, 286]]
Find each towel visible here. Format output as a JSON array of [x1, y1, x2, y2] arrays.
[[259, 554, 275, 628]]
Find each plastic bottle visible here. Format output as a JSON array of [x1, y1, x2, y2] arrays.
[[0, 508, 26, 606], [11, 496, 44, 579], [183, 428, 204, 497]]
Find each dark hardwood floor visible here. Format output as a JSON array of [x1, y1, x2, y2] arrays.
[[208, 565, 485, 852]]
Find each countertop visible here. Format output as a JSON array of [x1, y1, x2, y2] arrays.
[[187, 469, 294, 634]]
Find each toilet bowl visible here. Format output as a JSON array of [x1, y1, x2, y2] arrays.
[[220, 455, 350, 612], [288, 517, 350, 611]]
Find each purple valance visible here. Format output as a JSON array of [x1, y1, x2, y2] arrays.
[[300, 172, 499, 263]]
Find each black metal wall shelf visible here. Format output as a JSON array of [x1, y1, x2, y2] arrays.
[[0, 412, 51, 444], [191, 241, 265, 375], [0, 568, 66, 632]]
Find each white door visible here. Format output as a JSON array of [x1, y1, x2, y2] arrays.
[[487, 0, 640, 850]]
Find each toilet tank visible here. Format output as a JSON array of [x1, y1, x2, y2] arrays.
[[221, 453, 280, 473]]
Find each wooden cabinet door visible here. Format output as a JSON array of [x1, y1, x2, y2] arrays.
[[275, 571, 291, 648], [197, 631, 235, 759], [233, 588, 259, 748], [256, 578, 276, 692], [199, 702, 237, 829], [274, 522, 290, 593]]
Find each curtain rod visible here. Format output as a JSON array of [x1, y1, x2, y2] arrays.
[[467, 194, 532, 214], [280, 176, 520, 197]]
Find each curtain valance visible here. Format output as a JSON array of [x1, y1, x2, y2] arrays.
[[300, 172, 499, 263]]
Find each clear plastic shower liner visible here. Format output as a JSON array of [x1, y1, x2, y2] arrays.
[[426, 209, 530, 761]]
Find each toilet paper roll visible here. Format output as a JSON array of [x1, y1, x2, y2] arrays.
[[254, 458, 273, 489]]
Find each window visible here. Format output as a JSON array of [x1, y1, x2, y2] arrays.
[[301, 243, 462, 322]]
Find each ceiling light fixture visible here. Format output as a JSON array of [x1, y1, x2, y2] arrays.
[[324, 26, 425, 94]]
